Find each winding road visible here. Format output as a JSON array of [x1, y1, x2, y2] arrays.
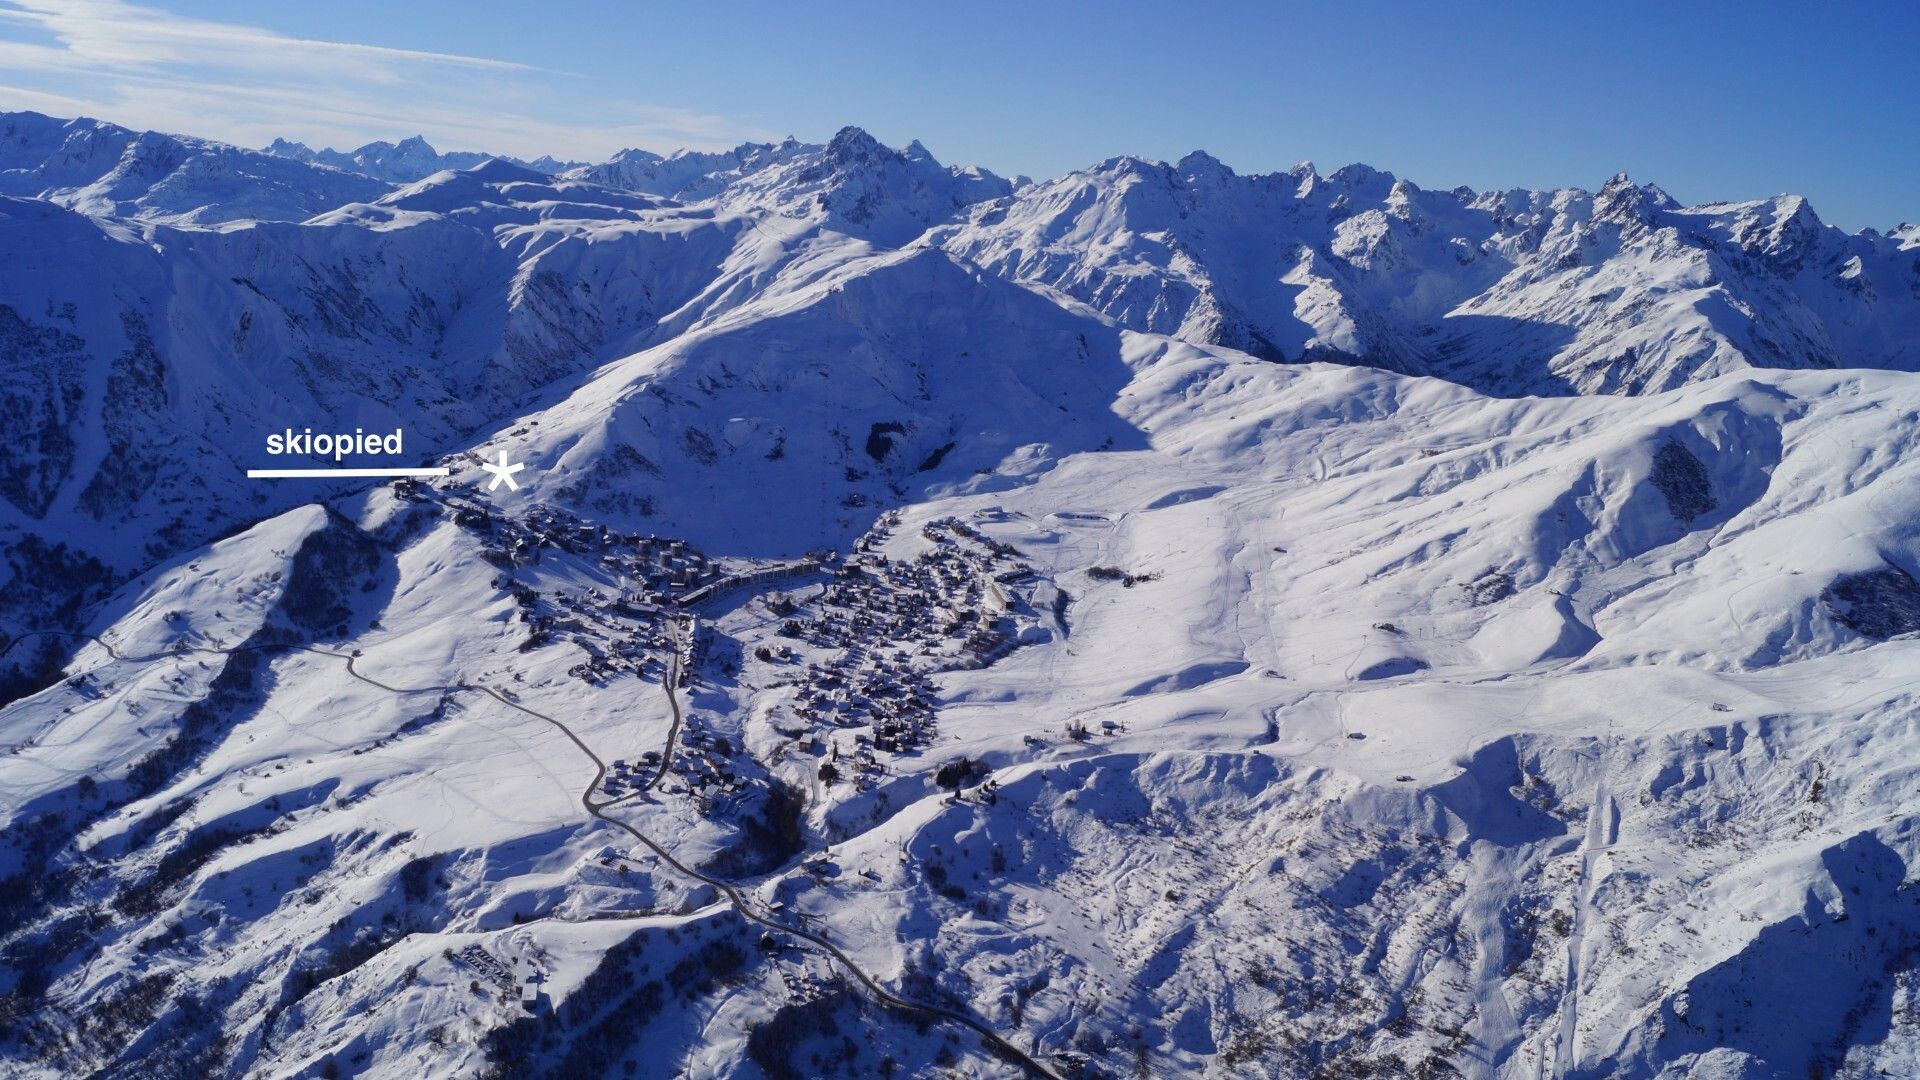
[[1, 627, 1058, 1078], [640, 615, 692, 797]]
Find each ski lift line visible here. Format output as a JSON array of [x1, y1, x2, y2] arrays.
[[246, 468, 452, 478]]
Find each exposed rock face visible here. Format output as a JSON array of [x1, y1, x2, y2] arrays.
[[1465, 570, 1516, 606], [0, 305, 86, 519], [1651, 440, 1717, 523], [1823, 563, 1920, 640]]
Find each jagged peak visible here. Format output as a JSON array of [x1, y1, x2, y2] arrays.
[[730, 135, 807, 158], [1725, 193, 1829, 266], [825, 125, 890, 165], [1085, 154, 1165, 180], [606, 146, 666, 165], [1593, 171, 1673, 226], [1328, 162, 1395, 190], [1770, 192, 1820, 222]]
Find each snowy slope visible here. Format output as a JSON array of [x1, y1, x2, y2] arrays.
[[454, 245, 1138, 558], [0, 163, 811, 698], [3, 112, 1920, 1079]]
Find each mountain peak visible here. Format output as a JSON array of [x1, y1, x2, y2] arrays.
[[1176, 150, 1233, 181], [1087, 154, 1162, 180], [1593, 171, 1668, 226], [462, 157, 546, 184], [1328, 162, 1394, 190], [607, 147, 666, 166], [826, 126, 889, 165]]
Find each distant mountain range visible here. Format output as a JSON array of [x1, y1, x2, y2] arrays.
[[8, 108, 1911, 398], [261, 133, 584, 184]]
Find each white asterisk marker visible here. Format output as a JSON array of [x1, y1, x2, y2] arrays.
[[480, 450, 526, 492]]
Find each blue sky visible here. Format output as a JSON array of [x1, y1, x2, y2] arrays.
[[1, 0, 1914, 230]]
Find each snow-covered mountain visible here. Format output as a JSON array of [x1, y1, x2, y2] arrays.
[[939, 156, 1920, 395], [712, 127, 1014, 248], [560, 138, 820, 201], [562, 127, 1015, 247], [0, 112, 389, 223], [3, 110, 1920, 1078], [263, 134, 583, 184]]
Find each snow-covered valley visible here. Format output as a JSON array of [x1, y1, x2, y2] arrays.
[[2, 110, 1919, 1078]]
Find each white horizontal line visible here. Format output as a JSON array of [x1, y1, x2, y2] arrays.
[[246, 468, 452, 478]]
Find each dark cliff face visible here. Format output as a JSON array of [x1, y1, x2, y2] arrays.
[[0, 304, 87, 520], [1822, 563, 1920, 640], [1649, 440, 1717, 524]]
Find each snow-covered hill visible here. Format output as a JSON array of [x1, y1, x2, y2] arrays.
[[2, 111, 1919, 1079]]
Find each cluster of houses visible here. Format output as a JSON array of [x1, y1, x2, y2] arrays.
[[493, 504, 723, 596], [768, 514, 1039, 786], [656, 724, 747, 807], [598, 750, 663, 800], [403, 482, 731, 687], [524, 589, 674, 686], [402, 480, 725, 599], [790, 654, 939, 755], [597, 714, 749, 807], [394, 480, 1047, 809]]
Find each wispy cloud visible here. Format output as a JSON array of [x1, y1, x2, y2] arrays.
[[0, 0, 775, 159]]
